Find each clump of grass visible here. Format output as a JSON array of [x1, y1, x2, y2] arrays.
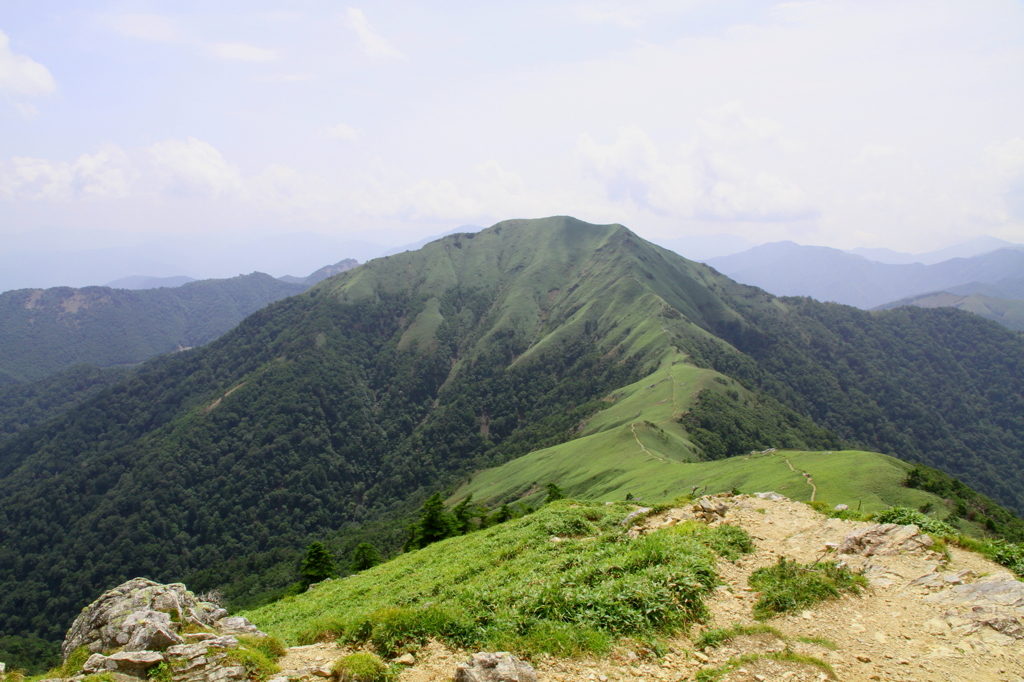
[[330, 652, 389, 682], [225, 638, 282, 681], [874, 507, 956, 537], [796, 635, 838, 650], [953, 536, 1024, 577], [694, 623, 782, 649], [486, 621, 611, 658], [42, 645, 90, 679], [695, 650, 835, 681], [0, 669, 27, 682], [749, 557, 865, 620], [237, 635, 288, 660], [247, 500, 746, 659]]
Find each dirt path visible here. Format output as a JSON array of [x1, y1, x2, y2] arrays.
[[786, 457, 818, 502]]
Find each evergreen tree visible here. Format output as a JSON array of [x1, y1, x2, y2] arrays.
[[417, 492, 454, 547], [300, 541, 336, 586], [544, 483, 564, 504], [349, 542, 383, 572], [451, 494, 475, 534], [491, 503, 514, 524]]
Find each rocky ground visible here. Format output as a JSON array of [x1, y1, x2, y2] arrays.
[[273, 495, 1024, 682]]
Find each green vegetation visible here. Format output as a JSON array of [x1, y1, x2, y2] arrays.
[[0, 273, 306, 382], [330, 652, 389, 682], [873, 507, 957, 536], [224, 635, 284, 681], [696, 651, 836, 682], [349, 543, 383, 572], [748, 557, 866, 620], [300, 542, 337, 587], [243, 501, 752, 658], [694, 623, 782, 649]]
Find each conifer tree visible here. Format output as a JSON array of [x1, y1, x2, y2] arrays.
[[349, 542, 383, 572], [417, 492, 453, 547], [451, 494, 475, 534], [544, 483, 564, 504], [300, 541, 336, 586]]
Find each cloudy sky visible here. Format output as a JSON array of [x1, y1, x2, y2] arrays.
[[2, 0, 1023, 258]]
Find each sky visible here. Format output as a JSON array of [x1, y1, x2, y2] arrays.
[[2, 0, 1024, 267]]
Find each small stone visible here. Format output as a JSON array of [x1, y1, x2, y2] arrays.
[[312, 665, 333, 677], [394, 653, 415, 665], [754, 675, 766, 682], [801, 610, 812, 620], [856, 655, 871, 663], [692, 652, 709, 663]]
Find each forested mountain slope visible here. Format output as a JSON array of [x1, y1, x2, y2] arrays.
[[1, 217, 1023, 660], [0, 272, 307, 382]]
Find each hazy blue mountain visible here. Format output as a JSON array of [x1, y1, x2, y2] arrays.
[[278, 259, 360, 285], [381, 226, 478, 256], [105, 275, 197, 289], [0, 228, 387, 293], [846, 235, 1022, 265], [706, 241, 1024, 308], [946, 277, 1024, 300]]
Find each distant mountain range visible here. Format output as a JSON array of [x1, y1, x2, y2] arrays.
[[105, 275, 198, 289], [874, 291, 1024, 332], [706, 241, 1024, 310], [278, 259, 360, 286], [845, 235, 1020, 265], [0, 273, 306, 383]]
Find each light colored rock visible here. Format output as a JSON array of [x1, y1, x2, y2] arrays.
[[837, 524, 933, 556], [213, 616, 267, 637], [62, 578, 222, 659], [394, 652, 416, 665], [107, 650, 165, 671], [833, 504, 849, 511], [82, 653, 114, 673], [123, 610, 185, 651], [454, 652, 537, 682], [621, 507, 652, 526], [753, 492, 787, 501]]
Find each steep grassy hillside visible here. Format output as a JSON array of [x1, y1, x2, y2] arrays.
[[0, 273, 307, 382]]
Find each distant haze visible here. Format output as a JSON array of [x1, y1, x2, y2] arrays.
[[1, 2, 1022, 260]]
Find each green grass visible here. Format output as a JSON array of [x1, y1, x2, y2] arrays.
[[749, 557, 866, 620], [694, 623, 783, 649], [330, 652, 390, 682], [243, 501, 753, 658], [695, 651, 836, 681]]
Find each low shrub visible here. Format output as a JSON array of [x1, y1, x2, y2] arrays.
[[874, 507, 956, 537], [749, 557, 865, 620], [330, 652, 389, 682]]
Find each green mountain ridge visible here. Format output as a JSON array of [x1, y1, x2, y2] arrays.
[[1, 216, 1023, 665], [874, 290, 1024, 331], [0, 272, 308, 383]]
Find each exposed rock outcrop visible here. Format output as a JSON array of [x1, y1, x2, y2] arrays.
[[837, 522, 934, 556], [454, 652, 537, 682], [55, 578, 264, 682]]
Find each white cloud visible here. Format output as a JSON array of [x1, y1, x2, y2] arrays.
[[149, 138, 243, 199], [325, 122, 361, 141], [0, 145, 136, 201], [575, 106, 816, 222], [577, 0, 706, 29], [0, 29, 56, 98], [102, 14, 181, 42], [211, 42, 279, 62], [984, 138, 1024, 221], [854, 144, 903, 163], [344, 8, 402, 58]]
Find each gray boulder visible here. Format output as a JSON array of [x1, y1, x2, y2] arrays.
[[122, 610, 184, 651], [62, 578, 222, 659], [454, 652, 537, 682]]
